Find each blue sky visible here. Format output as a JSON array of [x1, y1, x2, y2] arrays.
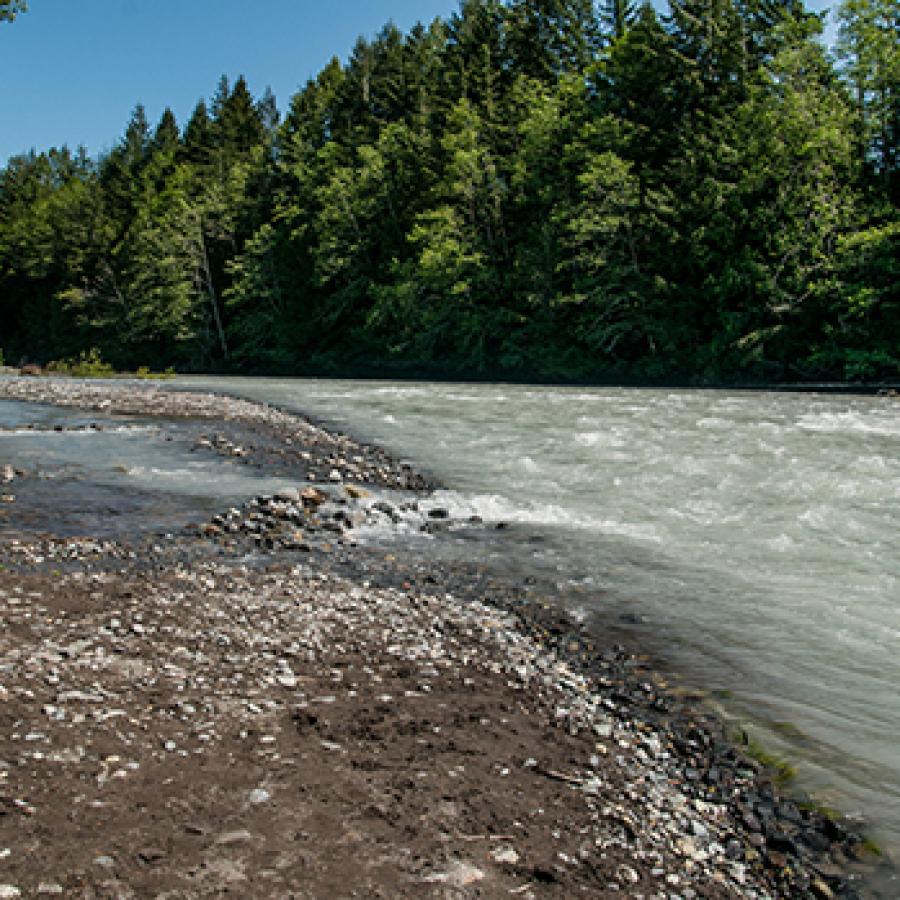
[[1, 0, 838, 165]]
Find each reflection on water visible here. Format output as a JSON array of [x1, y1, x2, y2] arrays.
[[0, 400, 295, 538]]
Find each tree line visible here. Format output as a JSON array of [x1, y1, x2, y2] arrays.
[[1, 0, 897, 382]]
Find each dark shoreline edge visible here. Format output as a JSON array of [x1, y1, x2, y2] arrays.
[[0, 375, 896, 898], [5, 365, 900, 398]]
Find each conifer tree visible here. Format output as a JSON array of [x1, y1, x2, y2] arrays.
[[0, 0, 897, 380], [0, 0, 25, 22], [598, 0, 638, 43], [152, 109, 180, 153], [184, 100, 215, 166], [837, 0, 900, 200]]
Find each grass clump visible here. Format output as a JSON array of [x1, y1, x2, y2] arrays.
[[47, 348, 115, 378], [44, 350, 176, 379], [734, 728, 798, 785], [861, 836, 883, 856], [135, 365, 176, 380]]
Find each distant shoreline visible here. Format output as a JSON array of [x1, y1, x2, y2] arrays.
[[3, 365, 899, 398]]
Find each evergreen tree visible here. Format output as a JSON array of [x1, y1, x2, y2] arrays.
[[837, 0, 900, 201], [598, 0, 638, 43], [152, 108, 180, 153], [183, 100, 215, 166], [1, 2, 897, 381], [0, 0, 26, 22], [506, 0, 602, 79]]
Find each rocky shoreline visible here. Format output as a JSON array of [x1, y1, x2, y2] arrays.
[[0, 377, 891, 898]]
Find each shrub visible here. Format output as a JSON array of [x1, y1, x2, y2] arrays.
[[47, 348, 116, 378]]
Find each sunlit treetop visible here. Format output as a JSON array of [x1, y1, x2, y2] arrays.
[[0, 0, 26, 23]]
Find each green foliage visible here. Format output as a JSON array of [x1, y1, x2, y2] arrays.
[[134, 366, 176, 379], [736, 729, 799, 785], [47, 348, 115, 378], [0, 1, 897, 382], [0, 0, 26, 23], [837, 0, 900, 201]]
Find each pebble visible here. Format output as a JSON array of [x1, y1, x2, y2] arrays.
[[811, 877, 835, 899], [216, 830, 254, 846], [248, 788, 271, 804], [424, 861, 485, 887], [0, 888, 20, 899], [690, 819, 709, 841]]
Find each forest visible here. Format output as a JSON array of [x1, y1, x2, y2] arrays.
[[0, 0, 897, 383]]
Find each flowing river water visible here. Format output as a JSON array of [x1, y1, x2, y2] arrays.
[[2, 377, 898, 861]]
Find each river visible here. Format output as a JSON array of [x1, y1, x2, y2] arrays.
[[1, 377, 898, 859], [173, 377, 900, 859]]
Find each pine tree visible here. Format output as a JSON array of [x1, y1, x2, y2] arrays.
[[184, 100, 215, 166], [0, 0, 26, 22], [837, 0, 900, 201], [152, 108, 180, 153], [506, 0, 602, 79], [598, 0, 638, 43]]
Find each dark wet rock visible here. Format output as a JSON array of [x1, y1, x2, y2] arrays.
[[769, 830, 799, 855]]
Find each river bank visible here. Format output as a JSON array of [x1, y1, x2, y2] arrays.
[[0, 377, 890, 897]]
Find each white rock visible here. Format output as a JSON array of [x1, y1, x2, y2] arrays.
[[423, 861, 485, 887], [216, 830, 253, 845], [594, 721, 613, 739], [691, 819, 709, 841]]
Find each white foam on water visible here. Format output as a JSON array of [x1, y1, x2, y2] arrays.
[[429, 489, 663, 543], [126, 465, 203, 480], [767, 533, 796, 553], [797, 410, 900, 436], [575, 430, 627, 448], [0, 424, 154, 438]]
